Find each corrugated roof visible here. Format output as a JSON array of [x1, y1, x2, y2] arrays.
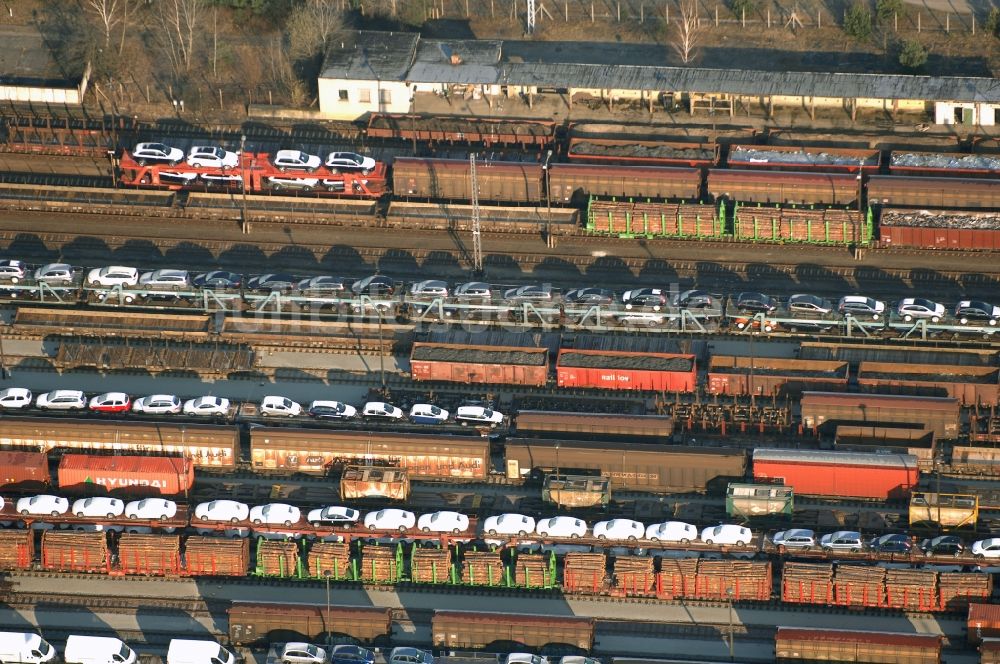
[[322, 31, 1000, 103], [754, 448, 918, 469]]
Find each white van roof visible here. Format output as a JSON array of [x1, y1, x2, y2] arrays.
[[64, 636, 130, 663], [168, 640, 226, 663], [0, 633, 44, 650]]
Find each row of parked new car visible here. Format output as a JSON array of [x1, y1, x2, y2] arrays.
[[770, 529, 996, 558], [131, 143, 377, 173], [0, 387, 505, 427]]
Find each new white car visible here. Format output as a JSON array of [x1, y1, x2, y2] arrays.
[[417, 511, 469, 534], [72, 497, 125, 519], [273, 149, 322, 172], [506, 656, 547, 664], [455, 405, 504, 427], [409, 280, 449, 297], [36, 390, 86, 410], [409, 404, 449, 424], [897, 297, 946, 322], [536, 516, 587, 539], [260, 396, 303, 417], [132, 394, 182, 415], [187, 145, 240, 169], [771, 529, 817, 550], [307, 506, 360, 527], [972, 538, 1000, 559], [593, 518, 645, 541], [280, 644, 328, 664], [700, 524, 752, 546], [139, 269, 190, 289], [125, 498, 178, 520], [34, 263, 75, 284], [0, 259, 26, 282], [645, 521, 698, 543], [86, 265, 139, 287], [364, 508, 415, 532], [0, 387, 32, 409], [132, 142, 184, 166], [483, 513, 536, 537], [266, 176, 320, 191], [17, 494, 69, 517], [308, 400, 357, 420], [249, 503, 301, 526], [362, 402, 404, 420], [194, 499, 250, 523], [183, 396, 231, 416], [325, 151, 376, 173]]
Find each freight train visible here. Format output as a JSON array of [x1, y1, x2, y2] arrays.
[[0, 523, 993, 618], [4, 260, 1000, 342]]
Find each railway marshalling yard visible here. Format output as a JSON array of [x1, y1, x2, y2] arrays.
[[4, 112, 1000, 664]]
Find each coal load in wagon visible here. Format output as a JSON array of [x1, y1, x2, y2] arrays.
[[117, 533, 181, 576], [305, 541, 352, 579], [861, 370, 999, 384], [558, 352, 694, 372], [461, 550, 504, 585], [411, 345, 547, 365], [360, 544, 400, 583], [0, 529, 34, 570], [41, 531, 108, 573], [881, 209, 1000, 230], [257, 539, 300, 577], [411, 547, 452, 583], [574, 142, 716, 161], [885, 568, 938, 611], [184, 536, 249, 577], [613, 555, 655, 595], [513, 552, 552, 588], [782, 562, 834, 603], [563, 552, 608, 594]]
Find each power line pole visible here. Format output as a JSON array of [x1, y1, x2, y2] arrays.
[[469, 152, 483, 276], [526, 0, 536, 33]]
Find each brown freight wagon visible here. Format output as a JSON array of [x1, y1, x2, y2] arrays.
[[879, 208, 1000, 252], [799, 392, 961, 439], [58, 454, 195, 496], [857, 362, 1000, 405], [548, 163, 702, 202], [983, 639, 1000, 664], [431, 610, 595, 652], [504, 438, 747, 493], [951, 444, 1000, 475], [834, 425, 935, 466], [251, 428, 490, 480], [0, 416, 239, 469], [707, 356, 849, 397], [514, 410, 674, 441], [340, 465, 410, 500], [727, 144, 881, 173], [392, 157, 543, 203], [228, 602, 393, 646], [775, 627, 942, 664], [555, 349, 697, 392], [0, 450, 49, 491], [367, 114, 555, 147], [567, 137, 719, 167], [410, 342, 549, 387], [868, 176, 1000, 209], [708, 169, 859, 205]]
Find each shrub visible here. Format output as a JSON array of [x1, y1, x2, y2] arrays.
[[844, 1, 873, 39], [898, 39, 928, 70]]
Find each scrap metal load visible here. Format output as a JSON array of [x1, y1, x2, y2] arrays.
[[879, 208, 1000, 251], [889, 151, 1000, 176], [728, 145, 881, 172], [568, 138, 720, 167]]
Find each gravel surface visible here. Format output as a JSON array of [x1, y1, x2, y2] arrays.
[[412, 344, 547, 365], [729, 147, 878, 166], [558, 352, 693, 371]]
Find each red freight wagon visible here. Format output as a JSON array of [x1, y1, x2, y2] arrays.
[[0, 450, 50, 490], [556, 349, 696, 392], [58, 454, 195, 496], [753, 448, 919, 500]]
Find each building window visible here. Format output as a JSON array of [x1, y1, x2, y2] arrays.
[[380, 89, 392, 104], [338, 89, 349, 101], [359, 89, 371, 103]]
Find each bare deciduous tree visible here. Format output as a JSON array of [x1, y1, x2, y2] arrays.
[[158, 0, 204, 73], [671, 0, 703, 64], [83, 0, 128, 50], [286, 0, 347, 61]]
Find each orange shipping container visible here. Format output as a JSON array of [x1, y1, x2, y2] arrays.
[[58, 455, 194, 496]]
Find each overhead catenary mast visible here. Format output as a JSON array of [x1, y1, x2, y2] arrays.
[[470, 152, 483, 276]]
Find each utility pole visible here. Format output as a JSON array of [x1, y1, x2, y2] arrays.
[[469, 153, 483, 276], [526, 0, 536, 32], [240, 134, 249, 234]]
